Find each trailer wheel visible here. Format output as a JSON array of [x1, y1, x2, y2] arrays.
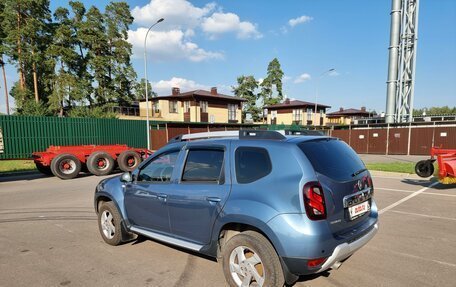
[[117, 150, 142, 172], [87, 151, 115, 176], [50, 154, 82, 180], [35, 162, 53, 176], [415, 160, 434, 178]]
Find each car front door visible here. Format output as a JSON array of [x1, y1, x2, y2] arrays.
[[124, 150, 180, 233], [167, 143, 231, 245]]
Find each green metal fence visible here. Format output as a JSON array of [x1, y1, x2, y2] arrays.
[[0, 115, 148, 159]]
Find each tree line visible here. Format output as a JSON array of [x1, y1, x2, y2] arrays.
[[0, 0, 148, 117]]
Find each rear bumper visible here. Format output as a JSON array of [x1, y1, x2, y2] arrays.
[[318, 222, 378, 272], [281, 222, 378, 276]]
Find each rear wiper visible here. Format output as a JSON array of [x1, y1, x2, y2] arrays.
[[352, 168, 367, 177]]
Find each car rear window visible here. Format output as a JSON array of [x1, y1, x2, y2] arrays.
[[235, 147, 272, 184], [298, 139, 365, 181]]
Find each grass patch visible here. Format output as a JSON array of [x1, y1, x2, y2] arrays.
[[366, 162, 415, 174], [0, 160, 36, 173]]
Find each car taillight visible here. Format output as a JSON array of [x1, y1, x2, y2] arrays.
[[303, 182, 327, 220], [307, 257, 328, 268], [367, 176, 374, 194]]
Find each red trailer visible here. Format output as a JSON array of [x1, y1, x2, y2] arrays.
[[33, 145, 151, 179], [415, 147, 456, 184]]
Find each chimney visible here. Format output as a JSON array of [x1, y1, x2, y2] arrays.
[[211, 87, 217, 95], [339, 107, 344, 112], [285, 98, 290, 104], [172, 87, 180, 95], [361, 106, 366, 112]]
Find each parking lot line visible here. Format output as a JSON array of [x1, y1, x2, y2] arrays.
[[366, 246, 456, 268], [379, 181, 439, 214], [390, 210, 456, 221], [377, 187, 456, 198]]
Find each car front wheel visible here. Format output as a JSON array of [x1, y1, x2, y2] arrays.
[[221, 231, 285, 287], [98, 202, 124, 246]]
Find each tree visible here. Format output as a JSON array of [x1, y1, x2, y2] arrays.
[[232, 75, 260, 121], [0, 2, 9, 114], [134, 78, 156, 100], [259, 58, 284, 106], [104, 1, 136, 106], [413, 106, 456, 116]]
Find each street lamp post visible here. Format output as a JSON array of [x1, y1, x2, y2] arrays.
[[144, 18, 164, 149], [314, 68, 335, 126]]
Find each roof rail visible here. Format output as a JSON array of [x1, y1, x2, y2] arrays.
[[168, 130, 286, 143], [284, 129, 325, 136]]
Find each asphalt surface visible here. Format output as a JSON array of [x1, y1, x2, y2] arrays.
[[0, 172, 455, 287]]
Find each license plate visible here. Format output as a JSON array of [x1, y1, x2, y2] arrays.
[[348, 201, 370, 220]]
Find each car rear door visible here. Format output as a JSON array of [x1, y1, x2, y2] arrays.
[[298, 139, 375, 234], [167, 142, 231, 245], [124, 150, 180, 233]]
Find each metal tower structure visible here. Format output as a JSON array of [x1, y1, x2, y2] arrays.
[[385, 0, 420, 123]]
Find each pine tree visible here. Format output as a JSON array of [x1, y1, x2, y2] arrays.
[[260, 58, 284, 106]]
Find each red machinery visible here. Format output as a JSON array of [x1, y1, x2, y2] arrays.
[[33, 145, 151, 180], [415, 147, 456, 184]]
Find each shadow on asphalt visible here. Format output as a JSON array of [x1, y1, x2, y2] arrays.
[[401, 177, 456, 190], [0, 170, 123, 183]]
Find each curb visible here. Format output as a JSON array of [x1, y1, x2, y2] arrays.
[[0, 170, 40, 178]]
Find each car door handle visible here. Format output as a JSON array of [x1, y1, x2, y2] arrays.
[[135, 190, 157, 199], [206, 197, 221, 203], [157, 194, 168, 202]]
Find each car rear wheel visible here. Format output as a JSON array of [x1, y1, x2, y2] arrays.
[[87, 151, 115, 176], [117, 150, 142, 172], [50, 153, 81, 179], [221, 231, 284, 287]]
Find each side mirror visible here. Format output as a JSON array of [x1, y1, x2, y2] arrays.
[[120, 171, 133, 183]]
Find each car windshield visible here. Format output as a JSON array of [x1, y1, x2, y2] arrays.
[[298, 138, 366, 181]]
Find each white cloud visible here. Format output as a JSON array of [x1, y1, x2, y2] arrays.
[[283, 75, 292, 82], [201, 12, 262, 39], [329, 70, 340, 76], [152, 77, 210, 95], [128, 28, 223, 62], [294, 73, 312, 83], [288, 15, 313, 27], [131, 0, 215, 30]]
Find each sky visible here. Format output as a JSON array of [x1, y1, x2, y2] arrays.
[[1, 0, 455, 115]]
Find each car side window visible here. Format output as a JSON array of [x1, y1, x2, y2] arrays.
[[137, 151, 179, 182], [182, 149, 224, 183], [235, 147, 272, 184]]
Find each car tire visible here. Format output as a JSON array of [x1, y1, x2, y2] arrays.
[[87, 151, 115, 176], [35, 162, 53, 176], [221, 231, 285, 287], [98, 201, 126, 246], [117, 150, 142, 172], [415, 160, 434, 178], [50, 153, 81, 180]]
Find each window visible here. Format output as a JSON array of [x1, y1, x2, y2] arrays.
[[182, 149, 224, 182], [228, 104, 237, 120], [137, 151, 179, 182], [292, 109, 302, 123], [200, 101, 208, 113], [299, 139, 365, 181], [169, 101, 178, 113], [307, 108, 313, 121], [235, 147, 272, 184], [153, 101, 160, 113], [184, 101, 190, 113]]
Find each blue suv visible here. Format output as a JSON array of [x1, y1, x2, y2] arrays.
[[95, 130, 378, 286]]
